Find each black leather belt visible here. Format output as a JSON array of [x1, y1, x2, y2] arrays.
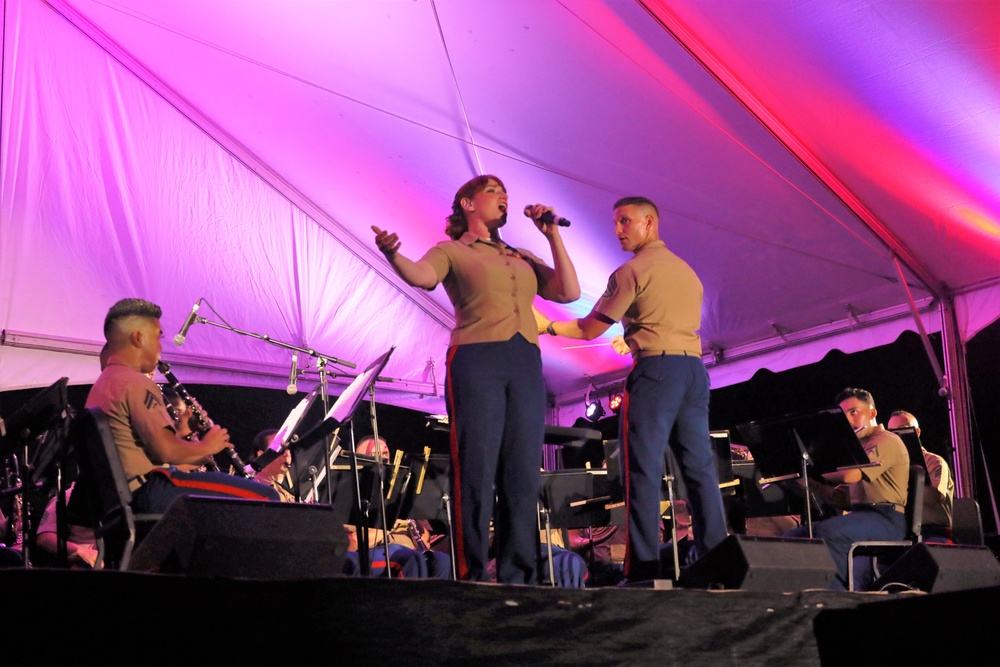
[[636, 349, 698, 358], [850, 502, 904, 514]]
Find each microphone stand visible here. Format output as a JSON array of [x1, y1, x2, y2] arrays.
[[343, 424, 372, 577], [367, 387, 393, 577], [174, 311, 354, 505], [185, 316, 357, 371]]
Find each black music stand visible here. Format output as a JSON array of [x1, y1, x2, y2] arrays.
[[0, 378, 70, 459], [736, 407, 875, 536], [0, 377, 70, 566], [386, 452, 454, 578], [324, 453, 401, 525], [889, 427, 931, 484], [273, 348, 395, 500], [251, 385, 326, 500], [546, 424, 604, 469], [539, 469, 618, 531], [396, 454, 451, 524], [291, 348, 395, 574], [602, 439, 624, 505], [537, 468, 624, 585]]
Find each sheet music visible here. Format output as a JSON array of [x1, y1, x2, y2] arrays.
[[272, 395, 313, 453], [294, 347, 394, 503], [322, 347, 395, 425]]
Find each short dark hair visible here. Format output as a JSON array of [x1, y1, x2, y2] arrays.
[[251, 428, 279, 459], [103, 298, 162, 339], [835, 387, 874, 407], [890, 410, 918, 428], [613, 196, 659, 217]]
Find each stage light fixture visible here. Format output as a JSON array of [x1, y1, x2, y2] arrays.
[[609, 392, 623, 415], [583, 380, 605, 422], [585, 399, 605, 422]]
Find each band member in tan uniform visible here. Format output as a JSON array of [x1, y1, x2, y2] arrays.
[[538, 196, 728, 582]]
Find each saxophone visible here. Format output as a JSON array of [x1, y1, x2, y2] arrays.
[[2, 455, 23, 550], [407, 519, 432, 552], [156, 361, 254, 478]]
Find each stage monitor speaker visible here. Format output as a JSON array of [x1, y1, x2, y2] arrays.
[[678, 535, 836, 592], [128, 496, 350, 579], [871, 543, 1000, 593]]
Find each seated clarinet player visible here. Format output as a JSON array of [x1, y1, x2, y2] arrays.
[[85, 298, 280, 514]]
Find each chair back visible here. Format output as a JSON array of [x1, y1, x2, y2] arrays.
[[66, 407, 139, 569], [951, 497, 985, 546], [904, 464, 925, 542]]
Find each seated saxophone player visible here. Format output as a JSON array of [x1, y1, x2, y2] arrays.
[[84, 298, 281, 515], [341, 435, 452, 579]]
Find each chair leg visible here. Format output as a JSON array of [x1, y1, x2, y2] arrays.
[[847, 546, 856, 592], [95, 537, 108, 570]]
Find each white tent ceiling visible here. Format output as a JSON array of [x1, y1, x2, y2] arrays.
[[2, 0, 998, 423]]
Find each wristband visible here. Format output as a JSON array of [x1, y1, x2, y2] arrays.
[[546, 322, 556, 336]]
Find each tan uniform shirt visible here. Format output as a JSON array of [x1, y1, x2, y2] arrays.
[[848, 425, 909, 507], [86, 363, 174, 480], [592, 240, 703, 357], [422, 232, 554, 347], [922, 448, 955, 528]]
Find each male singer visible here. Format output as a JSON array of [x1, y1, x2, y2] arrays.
[[537, 196, 729, 582], [85, 298, 279, 514]]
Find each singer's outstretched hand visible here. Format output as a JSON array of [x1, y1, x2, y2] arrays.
[[370, 225, 438, 289], [372, 225, 401, 258]]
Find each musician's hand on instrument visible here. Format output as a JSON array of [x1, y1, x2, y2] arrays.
[[372, 225, 401, 259], [200, 425, 232, 453]]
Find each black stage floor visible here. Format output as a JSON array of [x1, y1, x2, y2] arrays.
[[3, 567, 996, 664]]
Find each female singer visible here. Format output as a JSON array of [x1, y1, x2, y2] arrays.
[[372, 175, 579, 584]]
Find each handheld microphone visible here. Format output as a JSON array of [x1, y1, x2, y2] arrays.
[[523, 206, 570, 227], [173, 301, 202, 346], [286, 353, 299, 395]]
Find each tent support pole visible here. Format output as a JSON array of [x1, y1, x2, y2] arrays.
[[891, 257, 976, 500], [939, 299, 977, 500]]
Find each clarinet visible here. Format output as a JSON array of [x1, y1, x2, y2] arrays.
[[157, 361, 254, 478], [160, 385, 221, 472]]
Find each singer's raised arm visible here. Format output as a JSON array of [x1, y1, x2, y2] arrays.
[[537, 221, 580, 303], [523, 204, 580, 303]]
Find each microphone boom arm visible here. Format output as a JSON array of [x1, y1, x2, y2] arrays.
[[189, 317, 357, 369]]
